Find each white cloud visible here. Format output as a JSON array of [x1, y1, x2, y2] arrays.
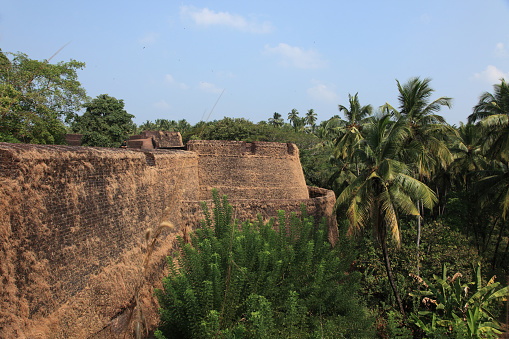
[[199, 81, 223, 94], [495, 42, 508, 57], [264, 43, 327, 69], [164, 74, 189, 90], [180, 6, 273, 34], [165, 74, 175, 83], [307, 81, 338, 102], [153, 100, 171, 110], [138, 32, 158, 46], [473, 65, 508, 83]]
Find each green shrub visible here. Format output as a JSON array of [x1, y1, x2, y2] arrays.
[[352, 219, 483, 311], [154, 190, 374, 338], [409, 263, 508, 338]]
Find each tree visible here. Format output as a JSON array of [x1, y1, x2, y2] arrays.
[[469, 78, 509, 162], [0, 50, 87, 144], [71, 94, 135, 147], [382, 77, 453, 276], [137, 120, 156, 133], [384, 77, 454, 178], [336, 114, 437, 316], [334, 93, 373, 169], [325, 93, 372, 188], [305, 109, 317, 132], [449, 122, 486, 189], [176, 119, 191, 133], [288, 108, 304, 131], [268, 112, 284, 127], [466, 80, 509, 267]]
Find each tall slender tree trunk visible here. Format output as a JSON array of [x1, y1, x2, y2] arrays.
[[492, 219, 507, 269], [436, 186, 440, 216], [379, 224, 405, 316], [416, 200, 421, 277], [501, 235, 509, 265], [483, 217, 499, 255]]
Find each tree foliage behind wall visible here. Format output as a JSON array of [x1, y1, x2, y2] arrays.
[[0, 49, 87, 144], [71, 94, 135, 147]]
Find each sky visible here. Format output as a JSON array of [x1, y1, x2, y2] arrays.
[[1, 0, 509, 126]]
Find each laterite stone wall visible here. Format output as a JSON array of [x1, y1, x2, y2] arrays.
[[0, 140, 336, 338], [187, 140, 309, 200], [0, 144, 199, 338]]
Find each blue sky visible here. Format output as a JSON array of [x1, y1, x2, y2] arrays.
[[1, 0, 509, 126]]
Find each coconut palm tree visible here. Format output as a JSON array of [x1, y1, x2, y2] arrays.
[[329, 93, 373, 177], [468, 79, 509, 225], [383, 77, 454, 178], [468, 78, 509, 162], [336, 114, 437, 316], [138, 120, 156, 133], [305, 108, 317, 132], [335, 93, 373, 158], [288, 108, 299, 124], [268, 112, 284, 127], [449, 122, 486, 189], [287, 108, 302, 131], [382, 77, 453, 275]]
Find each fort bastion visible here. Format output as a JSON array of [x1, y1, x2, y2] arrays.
[[0, 138, 337, 338]]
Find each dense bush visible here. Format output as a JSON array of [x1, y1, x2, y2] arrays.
[[155, 190, 374, 338], [348, 219, 485, 337], [353, 219, 483, 308], [410, 263, 508, 338]]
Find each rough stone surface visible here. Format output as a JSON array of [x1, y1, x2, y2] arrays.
[[127, 131, 183, 150], [0, 140, 337, 338]]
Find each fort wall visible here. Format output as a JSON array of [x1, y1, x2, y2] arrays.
[[187, 140, 308, 200], [0, 140, 337, 338]]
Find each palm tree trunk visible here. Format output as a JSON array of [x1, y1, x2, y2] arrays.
[[416, 200, 421, 277], [483, 216, 499, 255], [492, 219, 507, 269], [502, 235, 509, 265], [379, 225, 406, 316]]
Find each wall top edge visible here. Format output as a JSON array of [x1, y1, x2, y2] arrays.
[[186, 140, 299, 157], [0, 142, 195, 161]]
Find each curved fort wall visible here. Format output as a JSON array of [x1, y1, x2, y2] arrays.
[[187, 140, 309, 200], [0, 140, 337, 338]]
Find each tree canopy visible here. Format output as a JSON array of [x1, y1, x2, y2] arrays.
[[71, 94, 135, 147], [0, 50, 87, 144]]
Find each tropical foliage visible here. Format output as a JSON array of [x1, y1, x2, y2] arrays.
[[335, 113, 437, 315], [155, 190, 373, 338], [71, 94, 135, 147], [410, 263, 508, 338], [0, 50, 87, 144]]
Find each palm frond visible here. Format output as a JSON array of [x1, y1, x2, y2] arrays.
[[378, 189, 401, 246], [388, 185, 420, 217], [395, 173, 437, 209]]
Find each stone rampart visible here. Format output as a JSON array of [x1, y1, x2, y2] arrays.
[[0, 140, 337, 338], [187, 140, 308, 200]]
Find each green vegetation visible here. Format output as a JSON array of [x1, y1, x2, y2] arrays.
[[410, 263, 508, 338], [0, 49, 87, 144], [336, 113, 437, 316], [71, 94, 135, 147], [155, 190, 374, 338]]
